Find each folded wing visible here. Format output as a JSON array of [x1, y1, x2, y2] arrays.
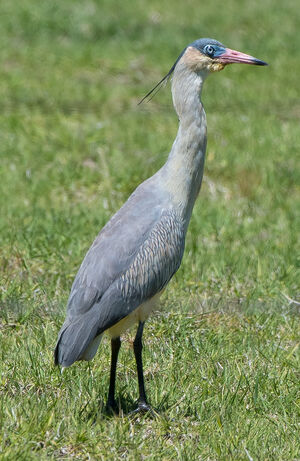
[[54, 180, 185, 367]]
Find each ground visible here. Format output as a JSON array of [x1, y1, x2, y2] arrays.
[[0, 0, 299, 459]]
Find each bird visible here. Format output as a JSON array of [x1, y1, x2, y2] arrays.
[[54, 38, 267, 413]]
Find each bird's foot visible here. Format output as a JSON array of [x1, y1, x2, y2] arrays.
[[105, 399, 119, 415], [129, 401, 156, 417], [137, 402, 151, 413]]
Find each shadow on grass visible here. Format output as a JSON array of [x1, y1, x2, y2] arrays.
[[79, 391, 199, 421], [80, 394, 164, 421]]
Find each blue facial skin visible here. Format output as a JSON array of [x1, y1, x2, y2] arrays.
[[139, 39, 227, 104], [189, 38, 226, 58]]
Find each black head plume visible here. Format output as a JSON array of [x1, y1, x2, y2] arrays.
[[138, 48, 186, 105]]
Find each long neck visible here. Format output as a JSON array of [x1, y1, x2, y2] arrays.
[[161, 62, 208, 227]]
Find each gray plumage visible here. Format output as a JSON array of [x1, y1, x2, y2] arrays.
[[54, 38, 267, 412], [55, 177, 185, 367]]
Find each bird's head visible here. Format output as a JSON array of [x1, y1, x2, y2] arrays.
[[184, 38, 267, 74], [139, 38, 267, 104]]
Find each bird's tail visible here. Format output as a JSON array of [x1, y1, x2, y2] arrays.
[[54, 308, 103, 367]]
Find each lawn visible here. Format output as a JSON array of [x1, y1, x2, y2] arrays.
[[0, 0, 299, 459]]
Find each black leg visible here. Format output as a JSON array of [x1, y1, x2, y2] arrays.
[[106, 336, 121, 412], [133, 321, 151, 412]]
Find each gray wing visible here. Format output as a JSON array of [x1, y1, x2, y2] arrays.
[[55, 180, 185, 366], [65, 180, 164, 319]]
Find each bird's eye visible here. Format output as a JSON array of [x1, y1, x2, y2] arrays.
[[204, 45, 215, 57]]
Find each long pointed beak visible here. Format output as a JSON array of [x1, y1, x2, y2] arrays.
[[218, 48, 267, 66]]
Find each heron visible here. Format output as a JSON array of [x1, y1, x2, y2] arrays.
[[54, 38, 267, 413]]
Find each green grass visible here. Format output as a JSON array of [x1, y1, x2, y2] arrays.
[[0, 0, 299, 459]]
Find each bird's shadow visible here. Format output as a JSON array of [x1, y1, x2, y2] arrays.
[[80, 394, 166, 422]]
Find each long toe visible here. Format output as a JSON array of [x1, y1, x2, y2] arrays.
[[129, 402, 154, 416], [138, 402, 151, 413]]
